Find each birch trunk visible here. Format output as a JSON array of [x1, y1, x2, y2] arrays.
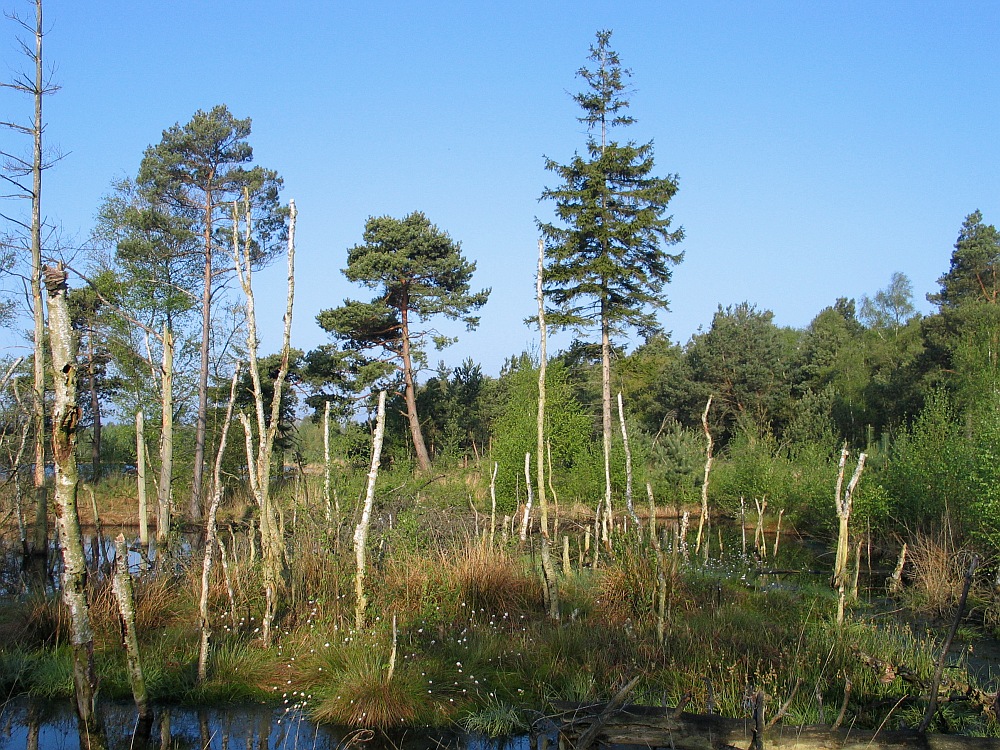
[[198, 365, 241, 682], [519, 452, 533, 543], [489, 461, 498, 548], [112, 534, 152, 737], [832, 444, 866, 589], [232, 197, 297, 646], [46, 264, 105, 748], [354, 391, 387, 630], [536, 239, 559, 618], [695, 396, 713, 555], [617, 392, 639, 528], [600, 305, 613, 543], [28, 0, 48, 578], [156, 324, 174, 549], [136, 410, 148, 550], [323, 400, 333, 523]]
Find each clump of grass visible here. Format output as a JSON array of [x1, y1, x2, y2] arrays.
[[293, 635, 465, 730], [0, 594, 67, 647], [24, 646, 74, 699], [460, 694, 528, 736], [452, 544, 539, 617], [902, 528, 986, 621], [192, 640, 278, 702]]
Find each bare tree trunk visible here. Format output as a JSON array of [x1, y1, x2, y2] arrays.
[[695, 396, 713, 555], [354, 391, 386, 630], [617, 392, 639, 528], [232, 198, 297, 646], [87, 333, 102, 481], [198, 365, 240, 682], [190, 187, 215, 522], [600, 307, 613, 543], [489, 461, 498, 548], [112, 534, 152, 738], [536, 240, 559, 619], [520, 452, 533, 543], [4, 0, 55, 587], [832, 444, 866, 589], [156, 324, 174, 549], [136, 410, 148, 550], [323, 400, 333, 523], [46, 264, 105, 749], [888, 543, 907, 594]]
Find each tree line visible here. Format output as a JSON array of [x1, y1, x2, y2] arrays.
[[3, 21, 999, 553]]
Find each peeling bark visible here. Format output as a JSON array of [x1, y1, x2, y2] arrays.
[[46, 263, 105, 749]]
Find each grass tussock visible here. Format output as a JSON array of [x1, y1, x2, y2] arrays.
[[904, 528, 979, 618]]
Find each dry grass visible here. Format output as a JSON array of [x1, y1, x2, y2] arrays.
[[905, 528, 979, 618]]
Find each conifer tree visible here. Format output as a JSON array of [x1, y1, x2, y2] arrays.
[[137, 105, 285, 518], [539, 30, 683, 517], [317, 211, 489, 472]]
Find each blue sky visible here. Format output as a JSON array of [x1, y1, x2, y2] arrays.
[[4, 1, 999, 375]]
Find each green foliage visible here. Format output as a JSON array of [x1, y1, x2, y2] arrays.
[[930, 210, 1000, 308], [860, 272, 917, 332], [489, 355, 592, 511], [966, 404, 1000, 554], [646, 420, 702, 509], [880, 389, 976, 533], [687, 303, 795, 445], [315, 211, 489, 469], [316, 212, 489, 368], [711, 416, 836, 528], [540, 30, 682, 339], [416, 359, 493, 463]]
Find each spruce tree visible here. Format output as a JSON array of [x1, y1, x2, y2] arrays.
[[539, 30, 683, 517]]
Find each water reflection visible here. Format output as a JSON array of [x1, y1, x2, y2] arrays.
[[0, 699, 529, 750]]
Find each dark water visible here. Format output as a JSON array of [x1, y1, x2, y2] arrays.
[[0, 699, 530, 750]]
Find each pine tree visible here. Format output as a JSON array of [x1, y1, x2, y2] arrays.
[[539, 30, 683, 517], [316, 211, 489, 472], [137, 105, 285, 518]]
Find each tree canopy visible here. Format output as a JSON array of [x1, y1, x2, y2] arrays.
[[315, 211, 489, 471]]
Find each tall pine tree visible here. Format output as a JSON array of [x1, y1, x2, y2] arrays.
[[539, 30, 683, 517], [137, 105, 285, 518]]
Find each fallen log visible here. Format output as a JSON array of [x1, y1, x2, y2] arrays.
[[549, 702, 1000, 750]]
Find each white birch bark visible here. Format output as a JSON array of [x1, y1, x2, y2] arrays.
[[354, 391, 386, 630], [695, 396, 713, 554], [617, 392, 639, 528], [536, 239, 559, 618], [231, 197, 297, 646], [156, 324, 174, 549], [136, 410, 148, 549], [112, 534, 151, 730], [46, 264, 103, 744], [198, 365, 240, 682]]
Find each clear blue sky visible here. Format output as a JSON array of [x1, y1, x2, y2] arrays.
[[5, 1, 999, 375]]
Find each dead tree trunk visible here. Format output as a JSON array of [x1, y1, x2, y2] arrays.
[[354, 391, 386, 630], [833, 443, 866, 590], [536, 239, 559, 619], [232, 197, 297, 646], [156, 324, 174, 550], [112, 534, 152, 739], [553, 702, 1000, 750], [695, 396, 713, 556], [46, 263, 105, 749], [136, 410, 148, 550], [617, 392, 639, 529]]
